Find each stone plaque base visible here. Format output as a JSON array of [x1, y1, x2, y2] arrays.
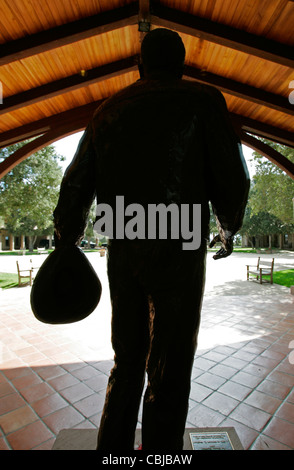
[[52, 427, 243, 450]]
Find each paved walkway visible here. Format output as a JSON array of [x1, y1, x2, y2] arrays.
[[0, 251, 293, 450]]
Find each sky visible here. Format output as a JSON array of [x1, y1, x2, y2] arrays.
[[53, 131, 256, 178]]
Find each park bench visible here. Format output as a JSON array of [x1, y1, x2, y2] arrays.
[[16, 259, 39, 286], [246, 257, 274, 284], [37, 247, 48, 254]]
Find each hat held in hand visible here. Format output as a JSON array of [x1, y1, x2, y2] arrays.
[[30, 245, 102, 324]]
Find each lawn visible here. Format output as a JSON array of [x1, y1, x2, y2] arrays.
[[0, 272, 19, 289], [264, 269, 294, 288]]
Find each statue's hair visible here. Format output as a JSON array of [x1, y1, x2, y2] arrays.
[[141, 28, 185, 77]]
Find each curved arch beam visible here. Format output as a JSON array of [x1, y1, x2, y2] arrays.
[[0, 124, 85, 179], [240, 131, 294, 180]]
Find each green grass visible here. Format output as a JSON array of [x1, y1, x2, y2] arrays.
[[263, 269, 294, 288], [0, 272, 20, 289]]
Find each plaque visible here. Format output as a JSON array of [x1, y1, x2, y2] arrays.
[[190, 431, 233, 450]]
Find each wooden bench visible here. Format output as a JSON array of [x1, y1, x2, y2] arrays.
[[16, 260, 33, 286], [246, 257, 274, 284], [16, 259, 39, 286]]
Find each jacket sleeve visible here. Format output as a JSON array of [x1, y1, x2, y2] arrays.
[[204, 88, 250, 240], [53, 123, 96, 247]]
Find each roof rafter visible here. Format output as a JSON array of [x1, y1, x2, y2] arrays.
[[184, 66, 294, 117], [0, 57, 138, 115], [0, 56, 292, 117], [1, 1, 293, 69], [0, 2, 139, 66], [151, 3, 294, 68]]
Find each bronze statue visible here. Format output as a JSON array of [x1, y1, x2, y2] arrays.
[[52, 28, 250, 450]]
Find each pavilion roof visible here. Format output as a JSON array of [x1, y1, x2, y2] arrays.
[[0, 0, 294, 178]]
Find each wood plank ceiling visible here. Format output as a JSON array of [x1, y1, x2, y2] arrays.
[[0, 0, 294, 178]]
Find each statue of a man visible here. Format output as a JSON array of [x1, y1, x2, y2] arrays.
[[53, 28, 250, 450]]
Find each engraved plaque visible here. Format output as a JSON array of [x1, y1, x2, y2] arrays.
[[190, 431, 234, 450]]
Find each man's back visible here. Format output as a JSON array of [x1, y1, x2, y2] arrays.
[[91, 77, 247, 240]]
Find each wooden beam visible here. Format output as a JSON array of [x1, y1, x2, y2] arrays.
[[240, 132, 294, 179], [231, 113, 294, 149], [0, 3, 139, 66], [151, 3, 294, 68], [1, 56, 291, 117], [0, 57, 138, 115], [0, 123, 88, 179], [139, 0, 151, 33], [0, 101, 103, 148], [184, 66, 294, 117]]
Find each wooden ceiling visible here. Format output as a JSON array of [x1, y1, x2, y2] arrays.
[[0, 0, 294, 178]]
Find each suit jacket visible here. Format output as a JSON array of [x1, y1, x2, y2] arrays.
[[53, 77, 250, 247]]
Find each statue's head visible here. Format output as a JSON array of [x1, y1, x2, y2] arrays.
[[141, 28, 186, 79]]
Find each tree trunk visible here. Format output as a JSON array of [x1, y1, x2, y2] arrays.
[[28, 235, 37, 251]]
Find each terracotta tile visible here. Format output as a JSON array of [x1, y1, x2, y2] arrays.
[[19, 381, 55, 403], [59, 382, 94, 403], [264, 417, 294, 448], [275, 360, 294, 376], [33, 437, 55, 450], [268, 370, 294, 388], [242, 363, 271, 380], [251, 434, 291, 450], [208, 364, 238, 380], [202, 391, 239, 415], [42, 405, 85, 434], [231, 371, 263, 388], [71, 365, 103, 381], [229, 403, 271, 431], [221, 417, 259, 450], [2, 364, 31, 381], [0, 392, 26, 415], [244, 390, 281, 414], [195, 372, 226, 390], [221, 356, 248, 370], [31, 392, 68, 418], [218, 381, 251, 401], [189, 381, 213, 403], [35, 365, 66, 381], [0, 437, 11, 450], [12, 371, 42, 390], [48, 372, 79, 391], [73, 392, 106, 418], [256, 379, 291, 400], [7, 420, 54, 450], [192, 357, 216, 371], [85, 373, 109, 392], [287, 389, 294, 404], [187, 403, 224, 428], [0, 405, 38, 434], [0, 381, 15, 398], [276, 402, 294, 423]]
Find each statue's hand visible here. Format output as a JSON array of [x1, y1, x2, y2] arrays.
[[209, 234, 233, 260]]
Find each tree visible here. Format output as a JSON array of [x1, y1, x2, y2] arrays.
[[0, 142, 64, 250], [240, 139, 294, 248], [249, 139, 294, 225]]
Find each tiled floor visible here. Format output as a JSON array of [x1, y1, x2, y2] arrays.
[[0, 252, 294, 450]]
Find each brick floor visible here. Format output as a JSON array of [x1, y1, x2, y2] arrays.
[[0, 252, 294, 450]]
